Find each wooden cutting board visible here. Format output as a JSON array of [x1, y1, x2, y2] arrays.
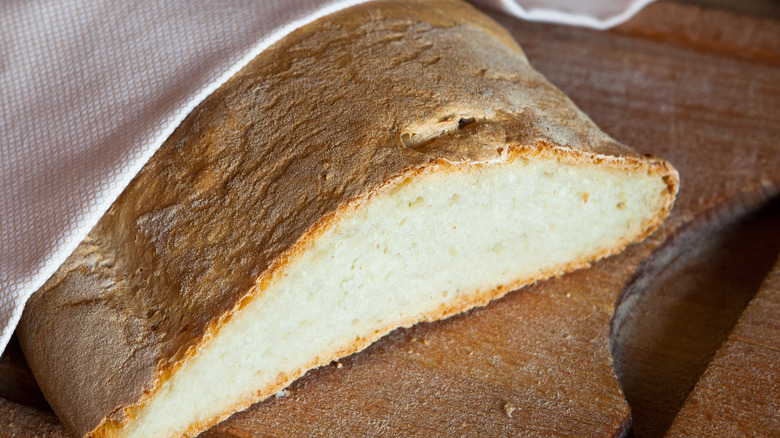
[[666, 253, 780, 436], [1, 1, 779, 437], [612, 194, 780, 437]]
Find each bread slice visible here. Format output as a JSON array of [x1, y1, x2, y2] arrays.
[[17, 1, 678, 437]]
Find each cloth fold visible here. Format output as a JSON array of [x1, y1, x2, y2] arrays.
[[0, 0, 653, 353]]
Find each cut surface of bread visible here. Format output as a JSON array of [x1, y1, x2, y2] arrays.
[[17, 1, 678, 437], [125, 149, 671, 438]]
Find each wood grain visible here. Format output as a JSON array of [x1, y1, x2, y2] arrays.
[[0, 398, 68, 438], [1, 1, 779, 436], [612, 200, 780, 437], [666, 254, 780, 436]]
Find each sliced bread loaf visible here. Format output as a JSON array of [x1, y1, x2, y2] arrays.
[[17, 1, 678, 437]]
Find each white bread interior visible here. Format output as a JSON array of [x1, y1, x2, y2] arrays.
[[121, 150, 671, 438]]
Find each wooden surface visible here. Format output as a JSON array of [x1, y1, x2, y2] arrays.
[[2, 1, 780, 437], [612, 200, 780, 437], [666, 254, 780, 436]]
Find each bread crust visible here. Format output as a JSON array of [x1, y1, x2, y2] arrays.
[[17, 1, 678, 437]]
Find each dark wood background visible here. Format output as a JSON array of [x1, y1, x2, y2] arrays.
[[2, 1, 779, 436]]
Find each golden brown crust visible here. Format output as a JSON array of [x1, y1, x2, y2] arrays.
[[17, 0, 678, 437]]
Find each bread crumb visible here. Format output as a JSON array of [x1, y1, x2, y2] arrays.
[[337, 362, 343, 369], [274, 389, 290, 398], [503, 402, 516, 418], [423, 339, 430, 345]]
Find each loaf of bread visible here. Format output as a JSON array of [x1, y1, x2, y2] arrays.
[[17, 1, 678, 437]]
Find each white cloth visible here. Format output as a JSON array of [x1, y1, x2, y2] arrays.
[[0, 0, 653, 353], [476, 0, 656, 29]]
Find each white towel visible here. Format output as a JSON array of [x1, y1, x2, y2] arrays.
[[0, 0, 653, 353]]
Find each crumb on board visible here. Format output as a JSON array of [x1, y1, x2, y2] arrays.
[[503, 401, 516, 418]]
